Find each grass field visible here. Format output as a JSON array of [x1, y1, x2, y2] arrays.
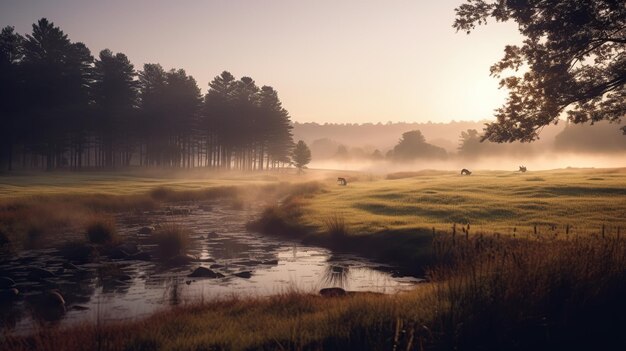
[[0, 170, 286, 198], [301, 168, 626, 236], [2, 168, 626, 350]]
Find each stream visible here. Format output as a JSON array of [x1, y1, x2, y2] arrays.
[[0, 200, 422, 333]]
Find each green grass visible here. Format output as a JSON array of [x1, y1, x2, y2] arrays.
[[301, 168, 626, 236], [0, 170, 282, 199]]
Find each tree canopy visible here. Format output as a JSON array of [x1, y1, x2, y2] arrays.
[[292, 140, 312, 171], [0, 18, 295, 171], [454, 0, 626, 142], [392, 130, 447, 160]]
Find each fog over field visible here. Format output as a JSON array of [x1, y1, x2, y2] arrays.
[[294, 120, 626, 172], [309, 153, 626, 173]]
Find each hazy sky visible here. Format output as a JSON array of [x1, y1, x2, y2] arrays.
[[1, 0, 523, 124]]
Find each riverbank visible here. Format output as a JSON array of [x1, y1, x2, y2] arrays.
[[3, 230, 624, 351]]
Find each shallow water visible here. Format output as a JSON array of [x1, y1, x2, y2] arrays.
[[0, 200, 421, 333]]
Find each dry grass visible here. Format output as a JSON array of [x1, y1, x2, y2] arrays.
[[85, 217, 118, 245], [427, 232, 626, 350], [0, 172, 322, 252], [2, 233, 624, 351], [152, 224, 191, 258], [322, 214, 349, 237]]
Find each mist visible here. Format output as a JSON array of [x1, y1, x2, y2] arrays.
[[310, 152, 626, 174], [299, 119, 626, 173]]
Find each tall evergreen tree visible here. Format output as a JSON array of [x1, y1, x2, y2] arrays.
[[0, 26, 24, 171], [258, 86, 293, 168], [204, 71, 237, 168], [92, 49, 139, 168], [292, 140, 311, 172], [21, 18, 93, 169]]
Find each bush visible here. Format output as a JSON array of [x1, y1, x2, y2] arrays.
[[85, 218, 118, 245], [153, 224, 190, 258]]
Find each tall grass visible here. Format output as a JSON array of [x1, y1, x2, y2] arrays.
[[427, 232, 626, 350], [152, 224, 190, 258], [85, 217, 118, 245], [0, 180, 322, 252], [322, 214, 349, 237], [3, 233, 623, 350]]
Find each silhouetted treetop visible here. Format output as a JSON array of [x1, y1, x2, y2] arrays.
[[454, 0, 626, 142], [0, 19, 295, 171], [292, 140, 311, 170], [392, 130, 447, 160]]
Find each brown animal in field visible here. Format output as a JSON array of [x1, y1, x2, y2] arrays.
[[337, 177, 348, 186], [519, 166, 527, 172], [461, 169, 472, 175]]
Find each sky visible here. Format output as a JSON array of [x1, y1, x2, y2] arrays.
[[0, 0, 524, 124]]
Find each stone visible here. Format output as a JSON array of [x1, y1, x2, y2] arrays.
[[32, 290, 66, 320], [319, 287, 347, 297], [188, 267, 224, 278], [234, 271, 252, 279], [138, 226, 154, 235], [0, 276, 16, 289], [0, 288, 19, 302]]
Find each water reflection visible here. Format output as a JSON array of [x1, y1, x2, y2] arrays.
[[0, 200, 422, 334], [322, 265, 350, 289]]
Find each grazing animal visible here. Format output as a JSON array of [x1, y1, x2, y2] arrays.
[[337, 177, 348, 186], [461, 169, 472, 175], [519, 166, 527, 172]]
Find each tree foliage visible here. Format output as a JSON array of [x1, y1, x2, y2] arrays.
[[292, 140, 312, 170], [454, 0, 626, 142], [0, 19, 294, 171], [392, 130, 448, 160]]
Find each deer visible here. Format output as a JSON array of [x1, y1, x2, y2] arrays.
[[461, 169, 472, 175], [519, 166, 527, 172], [337, 177, 348, 186]]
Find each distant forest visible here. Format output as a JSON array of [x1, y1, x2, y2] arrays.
[[294, 120, 626, 162], [0, 19, 293, 171]]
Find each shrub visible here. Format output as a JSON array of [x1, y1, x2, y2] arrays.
[[85, 218, 118, 245], [153, 224, 190, 258]]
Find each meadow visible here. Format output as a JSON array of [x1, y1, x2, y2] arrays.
[[1, 168, 625, 350], [302, 168, 626, 235]]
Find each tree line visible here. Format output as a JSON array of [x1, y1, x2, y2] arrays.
[[0, 19, 295, 171]]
